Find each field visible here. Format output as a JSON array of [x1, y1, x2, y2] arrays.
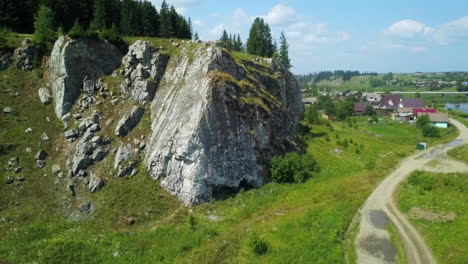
[[397, 171, 468, 264], [448, 144, 468, 164], [0, 67, 459, 264]]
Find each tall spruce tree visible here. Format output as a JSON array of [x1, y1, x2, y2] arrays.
[[90, 0, 107, 31], [33, 6, 56, 47], [246, 18, 274, 57], [279, 32, 291, 68]]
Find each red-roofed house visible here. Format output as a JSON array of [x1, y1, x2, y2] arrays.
[[413, 108, 437, 118], [354, 102, 372, 116]]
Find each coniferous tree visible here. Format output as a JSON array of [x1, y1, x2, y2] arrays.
[[279, 32, 291, 68], [90, 0, 107, 31], [68, 19, 86, 39], [33, 6, 56, 48], [220, 30, 229, 48], [193, 32, 199, 41], [246, 18, 274, 57]]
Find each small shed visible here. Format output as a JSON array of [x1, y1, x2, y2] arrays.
[[417, 142, 427, 150]]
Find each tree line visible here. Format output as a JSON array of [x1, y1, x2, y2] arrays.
[[219, 18, 292, 69], [314, 70, 378, 83], [1, 0, 192, 39]]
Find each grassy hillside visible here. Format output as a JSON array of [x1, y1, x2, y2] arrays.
[[0, 67, 458, 263], [397, 171, 468, 264], [0, 37, 460, 263]]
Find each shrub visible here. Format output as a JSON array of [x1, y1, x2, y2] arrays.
[[269, 152, 319, 183], [416, 114, 430, 128], [187, 215, 197, 230], [422, 125, 440, 138], [248, 233, 268, 255], [408, 171, 435, 191]]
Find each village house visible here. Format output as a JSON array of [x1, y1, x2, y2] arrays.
[[354, 102, 373, 116], [302, 97, 317, 106], [426, 112, 450, 128]]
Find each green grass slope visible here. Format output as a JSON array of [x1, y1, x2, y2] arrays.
[[397, 171, 468, 264]]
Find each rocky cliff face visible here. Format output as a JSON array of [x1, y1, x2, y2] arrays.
[[46, 38, 303, 206], [49, 36, 123, 117], [144, 44, 303, 205]]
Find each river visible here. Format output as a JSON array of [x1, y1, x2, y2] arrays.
[[446, 103, 468, 114]]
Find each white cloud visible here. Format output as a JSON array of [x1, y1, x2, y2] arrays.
[[433, 16, 468, 45], [193, 19, 204, 28], [384, 43, 427, 53], [385, 19, 434, 38], [263, 4, 298, 25]]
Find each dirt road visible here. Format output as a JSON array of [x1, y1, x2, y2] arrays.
[[355, 119, 468, 264]]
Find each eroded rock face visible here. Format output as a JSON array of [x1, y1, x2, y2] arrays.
[[13, 39, 36, 71], [120, 40, 169, 103], [48, 36, 123, 117], [145, 44, 303, 206]]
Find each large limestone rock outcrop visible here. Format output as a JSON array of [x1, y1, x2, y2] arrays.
[[48, 36, 123, 117], [145, 43, 303, 206]]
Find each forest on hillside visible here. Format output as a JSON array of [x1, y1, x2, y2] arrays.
[[0, 0, 192, 39]]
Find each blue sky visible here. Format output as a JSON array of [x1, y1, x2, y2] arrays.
[[151, 0, 468, 74]]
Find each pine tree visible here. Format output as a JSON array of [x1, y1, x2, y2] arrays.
[[279, 32, 291, 68], [193, 32, 199, 41], [220, 30, 229, 48], [89, 0, 107, 31], [68, 19, 86, 38], [246, 18, 274, 57], [235, 34, 243, 52], [33, 5, 56, 47]]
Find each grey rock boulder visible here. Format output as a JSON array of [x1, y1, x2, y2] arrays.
[[13, 39, 36, 71], [88, 174, 105, 193], [48, 36, 123, 117], [0, 52, 12, 71], [115, 106, 145, 137], [38, 88, 53, 104], [2, 107, 13, 114], [35, 150, 48, 160]]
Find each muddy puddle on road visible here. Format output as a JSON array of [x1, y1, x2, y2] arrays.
[[369, 210, 390, 229], [360, 235, 397, 263]]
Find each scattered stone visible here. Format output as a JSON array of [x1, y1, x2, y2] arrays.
[[35, 150, 48, 160], [25, 147, 32, 153], [0, 52, 12, 71], [89, 123, 101, 133], [57, 172, 64, 178], [88, 174, 106, 193], [111, 98, 119, 105], [36, 160, 46, 169], [25, 127, 33, 134], [80, 202, 93, 214], [41, 132, 50, 141], [67, 184, 75, 196], [73, 113, 82, 120], [127, 218, 136, 225], [2, 107, 13, 113], [65, 129, 79, 141], [13, 167, 22, 173], [115, 106, 145, 137], [38, 87, 52, 104], [5, 177, 14, 184], [61, 113, 72, 122], [8, 156, 19, 166], [83, 76, 95, 94], [91, 136, 102, 144], [51, 164, 61, 174], [17, 177, 25, 182]]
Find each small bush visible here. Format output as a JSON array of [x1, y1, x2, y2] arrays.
[[416, 115, 430, 128], [187, 215, 197, 230], [269, 152, 320, 183], [365, 159, 376, 170], [422, 125, 440, 138], [408, 171, 435, 191], [248, 233, 268, 255]]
